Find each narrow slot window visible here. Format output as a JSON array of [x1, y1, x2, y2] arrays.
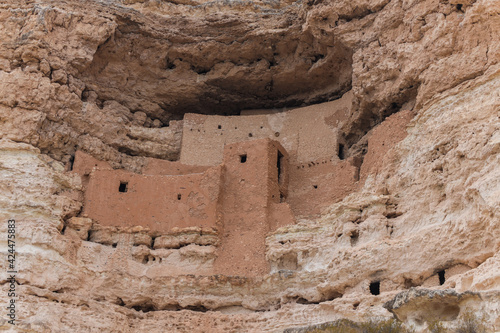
[[338, 144, 345, 160], [277, 150, 284, 183]]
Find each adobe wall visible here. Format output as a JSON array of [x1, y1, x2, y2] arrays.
[[74, 140, 296, 277], [142, 158, 209, 175], [214, 139, 295, 277], [82, 167, 222, 233], [73, 150, 209, 177], [288, 158, 360, 217], [359, 110, 415, 181], [66, 95, 414, 278], [73, 150, 113, 177], [73, 150, 223, 234], [179, 91, 352, 166]]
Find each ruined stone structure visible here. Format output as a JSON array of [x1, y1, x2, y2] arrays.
[[73, 97, 361, 276], [75, 138, 295, 276], [75, 150, 223, 233]]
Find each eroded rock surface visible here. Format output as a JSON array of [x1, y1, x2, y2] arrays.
[[1, 0, 500, 332]]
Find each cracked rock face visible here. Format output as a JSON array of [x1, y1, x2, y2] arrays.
[[1, 0, 499, 164], [1, 0, 500, 332]]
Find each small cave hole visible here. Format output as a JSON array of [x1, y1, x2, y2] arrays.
[[119, 182, 128, 193], [438, 270, 446, 285], [338, 144, 345, 160], [177, 194, 182, 200], [369, 281, 380, 295], [456, 4, 463, 11], [185, 305, 209, 312], [165, 61, 176, 70], [131, 303, 156, 313], [353, 302, 360, 310], [274, 132, 280, 137], [142, 255, 155, 264], [218, 125, 222, 129], [248, 133, 253, 137], [312, 54, 325, 63], [280, 193, 285, 203], [240, 154, 247, 163], [350, 230, 359, 246], [313, 185, 318, 189], [68, 155, 75, 171], [295, 297, 312, 304], [193, 67, 210, 75], [112, 243, 117, 248], [385, 211, 402, 219], [81, 88, 90, 102]]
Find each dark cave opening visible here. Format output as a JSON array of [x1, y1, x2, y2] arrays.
[[79, 15, 354, 123], [369, 281, 380, 295], [438, 270, 446, 285]]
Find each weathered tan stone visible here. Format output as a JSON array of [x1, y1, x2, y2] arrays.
[[154, 235, 181, 249], [133, 233, 152, 247], [197, 235, 219, 246], [65, 217, 92, 240], [1, 0, 500, 331], [88, 228, 115, 246]]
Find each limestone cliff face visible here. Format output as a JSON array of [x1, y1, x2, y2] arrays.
[[0, 0, 500, 332]]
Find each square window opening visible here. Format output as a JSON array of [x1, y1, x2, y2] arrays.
[[119, 182, 128, 193]]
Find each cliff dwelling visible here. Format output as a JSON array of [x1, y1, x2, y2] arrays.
[[73, 91, 361, 277], [3, 0, 500, 331]]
